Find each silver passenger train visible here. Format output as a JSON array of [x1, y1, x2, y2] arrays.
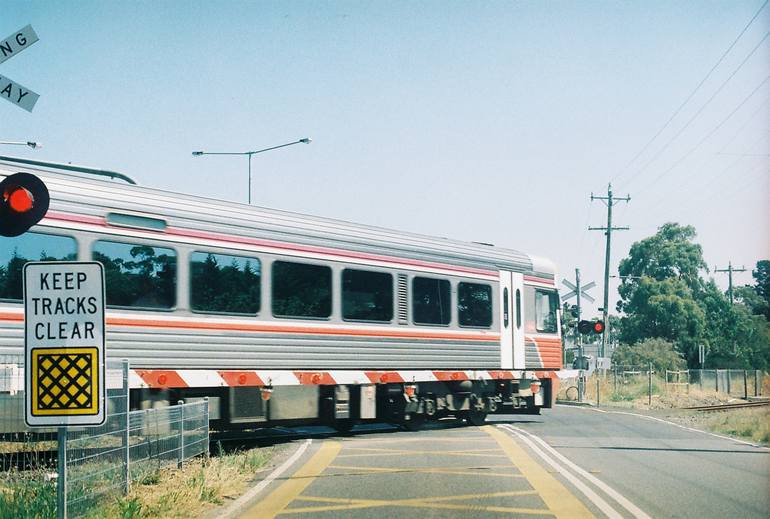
[[0, 156, 563, 430]]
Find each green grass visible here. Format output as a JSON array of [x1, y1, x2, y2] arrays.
[[0, 472, 56, 519]]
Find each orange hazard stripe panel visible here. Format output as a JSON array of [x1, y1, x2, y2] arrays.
[[217, 371, 265, 387], [134, 370, 189, 388]]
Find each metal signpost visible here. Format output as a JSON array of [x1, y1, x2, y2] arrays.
[[0, 24, 41, 112], [562, 268, 596, 402], [23, 262, 106, 519]]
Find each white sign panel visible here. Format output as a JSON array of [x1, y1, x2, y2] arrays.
[[24, 262, 106, 427], [0, 74, 39, 112], [0, 25, 39, 65]]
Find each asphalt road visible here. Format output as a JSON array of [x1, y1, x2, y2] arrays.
[[230, 405, 770, 519]]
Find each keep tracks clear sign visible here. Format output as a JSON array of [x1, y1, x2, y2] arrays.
[[23, 262, 106, 427]]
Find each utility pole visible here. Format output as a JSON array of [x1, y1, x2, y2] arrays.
[[589, 183, 630, 359], [715, 262, 747, 304]]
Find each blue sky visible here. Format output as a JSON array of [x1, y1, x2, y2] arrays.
[[2, 0, 768, 316]]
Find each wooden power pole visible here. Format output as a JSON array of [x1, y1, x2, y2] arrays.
[[589, 183, 630, 359]]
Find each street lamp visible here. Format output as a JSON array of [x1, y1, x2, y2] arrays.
[[0, 141, 42, 149], [192, 138, 311, 204]]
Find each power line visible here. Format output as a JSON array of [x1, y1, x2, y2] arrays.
[[623, 29, 770, 189], [634, 73, 770, 197], [614, 0, 769, 182]]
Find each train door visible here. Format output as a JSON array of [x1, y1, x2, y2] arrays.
[[499, 271, 526, 370], [511, 273, 526, 369], [499, 271, 513, 369]]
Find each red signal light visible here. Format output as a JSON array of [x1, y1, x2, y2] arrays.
[[593, 321, 605, 334], [0, 172, 50, 237], [6, 186, 34, 213]]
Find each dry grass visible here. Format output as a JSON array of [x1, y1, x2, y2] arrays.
[[665, 407, 770, 445], [89, 445, 276, 519]]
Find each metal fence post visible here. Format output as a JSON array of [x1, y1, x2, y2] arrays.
[[177, 400, 185, 469], [715, 370, 719, 393], [203, 397, 210, 461], [756, 370, 760, 397], [743, 370, 748, 400], [648, 362, 652, 406], [57, 427, 68, 519], [596, 373, 600, 407], [122, 359, 130, 495], [699, 369, 703, 391], [727, 370, 731, 395]]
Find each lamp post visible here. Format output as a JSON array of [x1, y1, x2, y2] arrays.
[[0, 141, 42, 149], [192, 138, 311, 204]]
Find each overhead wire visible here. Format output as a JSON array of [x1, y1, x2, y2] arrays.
[[621, 29, 770, 191], [613, 0, 769, 184], [643, 121, 770, 213], [634, 73, 770, 198]]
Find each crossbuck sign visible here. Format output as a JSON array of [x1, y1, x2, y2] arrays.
[[24, 262, 106, 427], [0, 24, 40, 112]]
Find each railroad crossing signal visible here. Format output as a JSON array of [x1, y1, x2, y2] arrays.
[[0, 172, 50, 236], [0, 24, 40, 112], [24, 262, 106, 427], [561, 278, 596, 303], [578, 319, 605, 335]]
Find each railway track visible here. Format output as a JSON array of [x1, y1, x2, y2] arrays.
[[684, 400, 770, 412]]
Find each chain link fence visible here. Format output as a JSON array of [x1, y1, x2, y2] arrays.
[[557, 366, 765, 405], [0, 354, 210, 518]]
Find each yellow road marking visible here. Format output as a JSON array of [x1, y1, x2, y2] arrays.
[[240, 441, 342, 519], [342, 436, 494, 444], [337, 447, 503, 458], [329, 464, 524, 478], [282, 491, 551, 515], [483, 426, 594, 519]]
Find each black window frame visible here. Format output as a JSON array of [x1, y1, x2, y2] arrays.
[[0, 231, 78, 302], [411, 276, 452, 326], [535, 289, 559, 334], [189, 250, 262, 316], [271, 260, 333, 319], [457, 282, 493, 328], [92, 239, 178, 311], [341, 268, 394, 323]]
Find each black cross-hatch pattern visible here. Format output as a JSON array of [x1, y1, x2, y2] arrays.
[[36, 352, 94, 410]]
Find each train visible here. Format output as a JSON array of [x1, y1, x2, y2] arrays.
[[0, 155, 562, 431]]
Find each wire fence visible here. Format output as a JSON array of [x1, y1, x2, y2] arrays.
[[558, 366, 766, 405], [0, 354, 209, 518]]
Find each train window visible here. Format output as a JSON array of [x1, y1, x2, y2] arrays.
[[0, 232, 77, 301], [412, 277, 451, 325], [458, 282, 492, 328], [342, 269, 393, 322], [516, 289, 522, 329], [92, 240, 176, 309], [503, 287, 509, 328], [535, 289, 559, 333], [272, 261, 331, 318], [190, 252, 261, 314]]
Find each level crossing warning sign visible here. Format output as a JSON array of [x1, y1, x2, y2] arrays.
[[24, 262, 105, 427]]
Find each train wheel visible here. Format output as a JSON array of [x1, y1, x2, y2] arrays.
[[401, 413, 426, 431], [463, 409, 487, 427], [334, 419, 355, 434]]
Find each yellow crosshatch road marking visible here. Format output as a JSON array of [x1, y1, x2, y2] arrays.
[[483, 425, 594, 519], [243, 430, 596, 519], [31, 347, 99, 416]]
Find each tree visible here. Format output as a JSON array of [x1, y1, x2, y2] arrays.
[[615, 223, 770, 369], [750, 260, 770, 320], [612, 338, 686, 373]]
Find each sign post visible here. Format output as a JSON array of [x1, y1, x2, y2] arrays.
[[23, 261, 105, 519]]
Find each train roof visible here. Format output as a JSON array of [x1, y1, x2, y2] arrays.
[[0, 157, 556, 279]]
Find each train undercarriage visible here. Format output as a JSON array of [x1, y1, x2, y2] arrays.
[[132, 377, 553, 432]]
